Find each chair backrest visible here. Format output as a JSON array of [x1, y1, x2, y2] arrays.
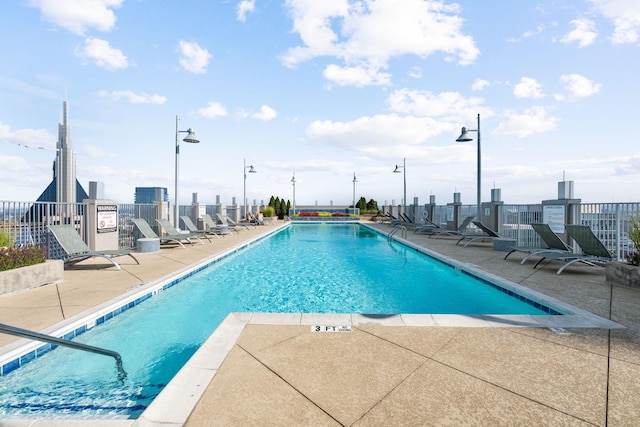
[[156, 218, 180, 235], [421, 212, 439, 228], [202, 214, 216, 228], [458, 216, 475, 233], [48, 225, 90, 256], [215, 213, 228, 225], [565, 225, 612, 259], [180, 216, 198, 232], [226, 216, 239, 226], [530, 223, 570, 251], [131, 218, 158, 238], [401, 213, 412, 223], [471, 220, 500, 237]]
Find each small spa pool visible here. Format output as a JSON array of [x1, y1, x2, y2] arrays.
[[0, 223, 565, 419]]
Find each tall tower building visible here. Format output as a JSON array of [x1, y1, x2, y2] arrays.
[[55, 101, 76, 203], [35, 102, 88, 203]]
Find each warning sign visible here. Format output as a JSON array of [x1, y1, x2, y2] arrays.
[[97, 205, 117, 233]]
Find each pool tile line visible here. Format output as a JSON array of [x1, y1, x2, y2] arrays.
[[0, 224, 287, 377]]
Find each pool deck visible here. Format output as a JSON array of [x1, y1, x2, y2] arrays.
[[1, 220, 639, 426]]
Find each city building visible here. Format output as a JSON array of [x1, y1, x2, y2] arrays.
[[135, 187, 168, 204], [35, 101, 88, 204]]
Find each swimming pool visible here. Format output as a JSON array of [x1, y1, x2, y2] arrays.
[[0, 223, 570, 419]]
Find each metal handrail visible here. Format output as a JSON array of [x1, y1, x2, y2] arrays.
[[388, 225, 406, 241], [0, 323, 127, 382]]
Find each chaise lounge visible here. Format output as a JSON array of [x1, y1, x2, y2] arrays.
[[504, 223, 572, 264], [47, 224, 139, 270], [533, 224, 613, 274], [132, 218, 191, 248]]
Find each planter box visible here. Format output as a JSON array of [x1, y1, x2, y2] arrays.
[[0, 260, 64, 296], [606, 262, 640, 289]]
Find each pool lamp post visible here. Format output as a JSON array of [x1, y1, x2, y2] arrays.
[[174, 115, 200, 229], [455, 113, 481, 220], [291, 172, 296, 216], [393, 158, 406, 214], [352, 172, 358, 215], [243, 158, 257, 218]]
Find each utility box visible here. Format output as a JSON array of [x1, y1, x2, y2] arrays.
[[84, 199, 119, 251]]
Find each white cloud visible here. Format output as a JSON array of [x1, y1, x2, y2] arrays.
[[513, 77, 544, 99], [178, 41, 212, 74], [249, 105, 277, 121], [507, 24, 546, 43], [0, 122, 56, 149], [30, 0, 123, 35], [323, 64, 391, 87], [282, 0, 479, 87], [408, 67, 423, 79], [522, 24, 546, 39], [197, 102, 228, 119], [97, 90, 166, 104], [75, 38, 128, 70], [237, 0, 256, 22], [591, 0, 640, 44], [493, 106, 559, 138], [306, 113, 455, 161], [386, 89, 489, 121], [471, 79, 490, 91], [561, 18, 597, 47], [558, 73, 602, 98]]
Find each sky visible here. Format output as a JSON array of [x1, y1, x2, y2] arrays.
[[1, 0, 640, 208]]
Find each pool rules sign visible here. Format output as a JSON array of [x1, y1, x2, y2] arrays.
[[97, 205, 118, 233]]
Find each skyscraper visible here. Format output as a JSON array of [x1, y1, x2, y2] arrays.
[[36, 102, 88, 203]]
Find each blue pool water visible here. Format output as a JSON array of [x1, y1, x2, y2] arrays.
[[0, 224, 558, 419]]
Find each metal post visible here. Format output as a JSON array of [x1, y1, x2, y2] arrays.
[[291, 172, 296, 215], [352, 172, 357, 215]]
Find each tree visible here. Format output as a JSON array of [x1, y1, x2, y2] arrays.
[[366, 199, 379, 211], [356, 197, 367, 211]]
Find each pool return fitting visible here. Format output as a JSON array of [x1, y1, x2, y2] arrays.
[[0, 322, 127, 382]]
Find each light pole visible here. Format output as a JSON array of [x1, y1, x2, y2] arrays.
[[174, 115, 199, 228], [291, 172, 296, 216], [352, 172, 358, 215], [456, 113, 481, 220], [243, 158, 257, 219], [393, 158, 406, 215]]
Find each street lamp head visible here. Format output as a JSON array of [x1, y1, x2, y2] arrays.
[[393, 165, 402, 173], [247, 165, 257, 173], [182, 128, 199, 144], [456, 126, 473, 142], [353, 172, 357, 183]]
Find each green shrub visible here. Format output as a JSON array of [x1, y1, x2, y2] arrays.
[[0, 246, 47, 272], [262, 206, 275, 217], [0, 231, 12, 247]]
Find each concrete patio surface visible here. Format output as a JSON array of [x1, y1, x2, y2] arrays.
[[1, 220, 639, 426]]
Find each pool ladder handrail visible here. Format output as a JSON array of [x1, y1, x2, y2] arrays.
[[388, 225, 407, 241], [0, 322, 127, 382]]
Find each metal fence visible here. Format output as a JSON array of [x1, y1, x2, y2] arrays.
[[403, 202, 639, 261], [1, 199, 638, 262]]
